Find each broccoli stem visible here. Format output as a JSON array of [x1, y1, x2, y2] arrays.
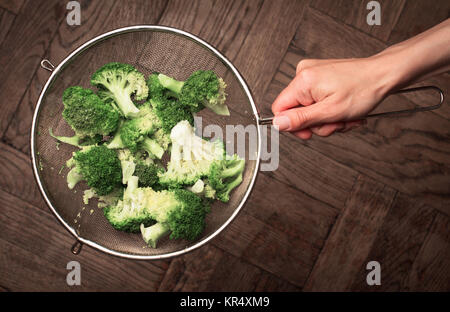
[[140, 222, 170, 248], [112, 86, 140, 118], [141, 138, 164, 159], [158, 74, 184, 94], [221, 159, 245, 179], [67, 167, 83, 189], [49, 128, 80, 147]]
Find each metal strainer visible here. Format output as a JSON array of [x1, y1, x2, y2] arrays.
[[32, 26, 261, 260], [32, 26, 444, 260]]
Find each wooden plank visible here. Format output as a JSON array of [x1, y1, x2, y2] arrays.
[[351, 193, 436, 291], [254, 271, 300, 291], [407, 213, 450, 291], [2, 0, 167, 154], [388, 0, 450, 44], [0, 142, 45, 208], [212, 173, 339, 287], [0, 8, 14, 47], [158, 244, 265, 291], [0, 189, 168, 291], [303, 175, 396, 291], [0, 0, 64, 137], [310, 0, 405, 42], [232, 0, 307, 105], [0, 0, 24, 14], [261, 7, 450, 215], [158, 0, 263, 62]]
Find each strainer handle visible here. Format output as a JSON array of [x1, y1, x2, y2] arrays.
[[258, 85, 444, 125], [71, 240, 83, 255]]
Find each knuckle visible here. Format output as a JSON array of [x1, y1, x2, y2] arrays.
[[296, 59, 317, 74]]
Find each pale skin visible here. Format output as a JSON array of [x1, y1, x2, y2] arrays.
[[272, 19, 450, 140]]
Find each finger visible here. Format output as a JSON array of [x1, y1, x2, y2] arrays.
[[296, 58, 342, 74], [310, 122, 345, 137], [271, 74, 315, 115], [339, 119, 366, 133], [292, 128, 313, 140], [273, 101, 332, 132]]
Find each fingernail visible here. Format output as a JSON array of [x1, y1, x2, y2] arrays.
[[273, 115, 291, 131]]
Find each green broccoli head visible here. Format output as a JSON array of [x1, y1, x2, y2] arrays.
[[108, 107, 161, 152], [69, 145, 122, 196], [104, 177, 209, 242], [157, 71, 229, 116], [158, 120, 224, 187], [150, 97, 194, 134], [134, 162, 162, 188], [208, 154, 245, 202], [103, 176, 153, 232], [91, 62, 148, 118]]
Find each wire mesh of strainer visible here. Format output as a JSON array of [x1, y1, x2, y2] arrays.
[[31, 26, 262, 260]]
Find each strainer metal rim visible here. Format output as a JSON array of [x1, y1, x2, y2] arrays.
[[30, 25, 262, 260]]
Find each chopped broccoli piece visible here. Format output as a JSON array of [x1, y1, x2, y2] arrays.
[[104, 176, 209, 244], [117, 149, 136, 184], [91, 62, 148, 118], [158, 120, 224, 187], [134, 162, 162, 188], [66, 145, 122, 195], [150, 96, 194, 134], [151, 128, 171, 151], [62, 86, 120, 137], [141, 137, 164, 159], [208, 154, 245, 202], [140, 223, 170, 248], [157, 71, 229, 115], [104, 176, 208, 240]]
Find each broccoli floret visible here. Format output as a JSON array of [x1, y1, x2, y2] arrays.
[[158, 120, 224, 187], [159, 120, 244, 202], [208, 154, 245, 202], [49, 86, 119, 146], [103, 177, 153, 232], [62, 86, 120, 135], [150, 96, 194, 134], [117, 149, 136, 184], [157, 71, 229, 116], [134, 161, 162, 188], [151, 128, 171, 151], [104, 177, 209, 243], [66, 145, 122, 195], [91, 62, 148, 118]]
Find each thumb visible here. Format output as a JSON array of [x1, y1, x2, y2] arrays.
[[272, 102, 329, 131]]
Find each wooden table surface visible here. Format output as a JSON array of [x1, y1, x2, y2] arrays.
[[0, 0, 449, 291]]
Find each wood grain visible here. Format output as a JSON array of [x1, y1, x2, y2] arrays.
[[0, 8, 14, 47], [407, 213, 450, 291], [310, 0, 405, 42], [159, 0, 263, 62], [213, 173, 338, 287], [0, 142, 45, 208], [0, 0, 65, 137], [388, 0, 450, 44], [158, 244, 258, 291], [3, 0, 168, 154], [0, 0, 24, 14], [303, 175, 396, 291], [351, 193, 436, 291], [0, 188, 168, 291]]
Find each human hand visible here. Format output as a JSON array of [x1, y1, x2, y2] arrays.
[[271, 57, 393, 139]]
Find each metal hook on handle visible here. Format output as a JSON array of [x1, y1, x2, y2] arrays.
[[71, 240, 83, 255], [257, 85, 444, 125], [40, 59, 55, 72]]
